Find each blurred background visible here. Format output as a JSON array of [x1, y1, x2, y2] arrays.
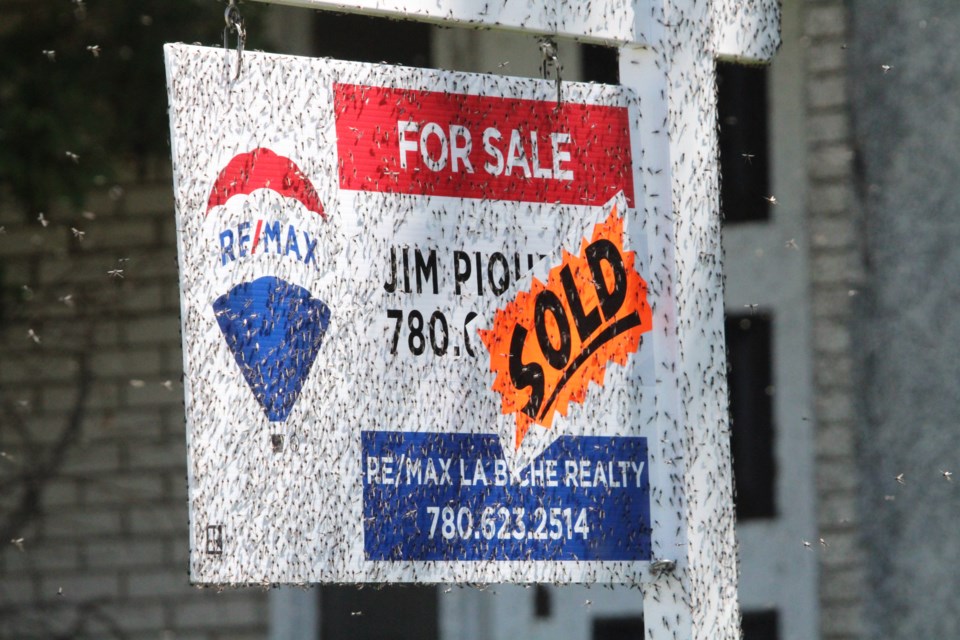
[[1, 1, 957, 639]]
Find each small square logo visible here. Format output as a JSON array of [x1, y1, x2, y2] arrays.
[[205, 524, 223, 555]]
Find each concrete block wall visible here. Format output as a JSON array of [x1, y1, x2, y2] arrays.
[[0, 172, 268, 639], [803, 2, 866, 638]]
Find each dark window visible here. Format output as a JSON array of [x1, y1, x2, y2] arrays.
[[717, 62, 770, 223], [313, 13, 431, 66], [594, 611, 777, 639], [726, 313, 776, 519], [581, 44, 619, 84], [593, 616, 644, 640], [742, 609, 780, 640], [320, 585, 437, 640]]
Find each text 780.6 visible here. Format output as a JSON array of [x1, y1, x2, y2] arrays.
[[387, 308, 477, 357]]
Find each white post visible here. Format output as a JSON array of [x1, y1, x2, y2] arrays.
[[620, 1, 779, 638]]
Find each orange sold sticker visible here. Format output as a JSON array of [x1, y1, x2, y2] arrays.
[[479, 204, 653, 449]]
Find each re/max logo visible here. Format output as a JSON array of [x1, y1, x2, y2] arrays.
[[218, 219, 320, 268]]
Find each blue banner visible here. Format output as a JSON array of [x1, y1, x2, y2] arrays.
[[362, 431, 651, 561]]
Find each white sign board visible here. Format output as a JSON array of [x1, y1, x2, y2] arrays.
[[165, 44, 680, 584]]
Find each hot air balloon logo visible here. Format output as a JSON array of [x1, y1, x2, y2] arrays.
[[205, 148, 330, 426]]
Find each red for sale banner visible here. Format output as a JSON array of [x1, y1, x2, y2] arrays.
[[334, 83, 635, 207]]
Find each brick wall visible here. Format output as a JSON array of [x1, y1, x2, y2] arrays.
[[803, 2, 866, 638], [0, 170, 268, 639]]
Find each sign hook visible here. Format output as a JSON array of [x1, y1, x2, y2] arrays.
[[538, 38, 562, 108], [223, 0, 245, 81]]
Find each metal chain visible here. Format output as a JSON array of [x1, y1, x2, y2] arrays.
[[538, 38, 562, 107], [224, 0, 245, 81]]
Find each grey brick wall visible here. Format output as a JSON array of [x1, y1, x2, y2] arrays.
[[803, 1, 866, 639], [0, 173, 268, 639]]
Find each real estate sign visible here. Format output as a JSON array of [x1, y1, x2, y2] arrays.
[[165, 44, 677, 584]]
